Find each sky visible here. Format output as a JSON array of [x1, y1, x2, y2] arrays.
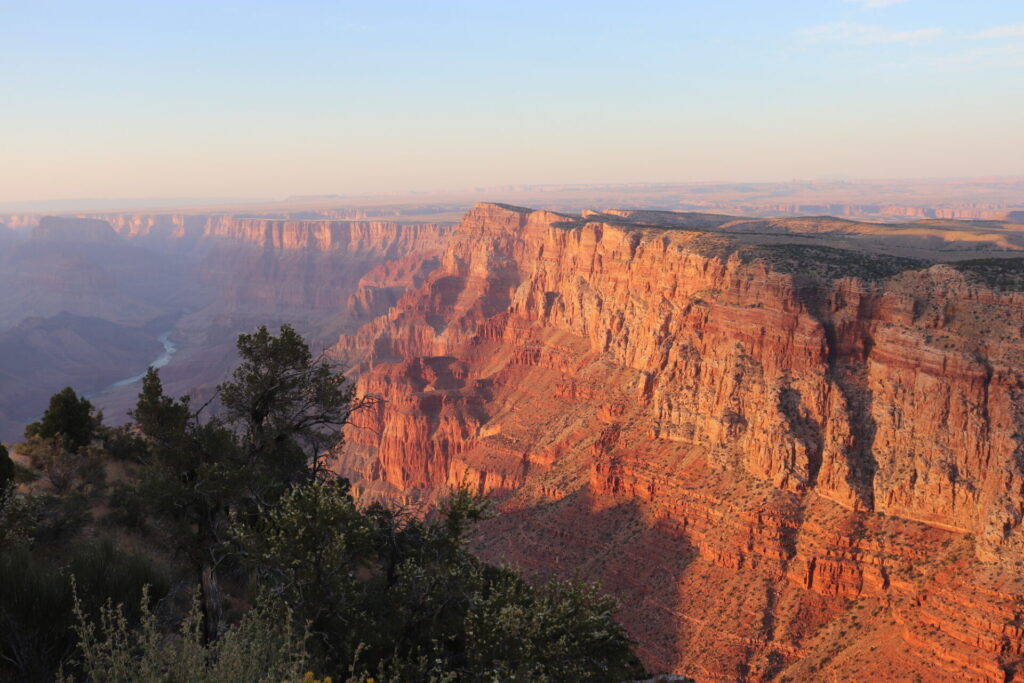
[[1, 0, 1022, 202]]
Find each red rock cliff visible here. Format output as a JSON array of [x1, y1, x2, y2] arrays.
[[333, 203, 1024, 681], [87, 214, 455, 322], [97, 213, 452, 254]]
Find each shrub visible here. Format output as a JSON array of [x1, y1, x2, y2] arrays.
[[230, 482, 645, 681], [31, 492, 92, 545], [0, 539, 168, 682], [69, 590, 309, 683], [0, 487, 38, 549], [100, 426, 147, 463], [105, 482, 147, 531], [25, 388, 101, 454], [21, 436, 106, 497], [0, 444, 13, 490]]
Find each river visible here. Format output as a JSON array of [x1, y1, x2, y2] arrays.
[[22, 331, 180, 424], [104, 331, 178, 391]]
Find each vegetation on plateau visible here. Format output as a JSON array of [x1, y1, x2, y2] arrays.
[[953, 257, 1024, 292], [0, 325, 644, 682], [741, 244, 927, 281]]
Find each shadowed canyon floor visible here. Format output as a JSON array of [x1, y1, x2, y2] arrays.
[[331, 203, 1024, 681]]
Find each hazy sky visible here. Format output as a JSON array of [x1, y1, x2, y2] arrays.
[[1, 0, 1022, 201]]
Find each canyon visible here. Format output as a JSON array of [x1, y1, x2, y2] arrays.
[[4, 199, 1024, 680], [330, 203, 1024, 681], [9, 3, 1024, 678], [0, 212, 453, 440]]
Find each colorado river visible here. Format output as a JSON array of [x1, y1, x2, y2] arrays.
[[23, 332, 180, 423], [105, 331, 178, 390]]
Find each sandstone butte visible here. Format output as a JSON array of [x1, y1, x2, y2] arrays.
[[328, 202, 1024, 682]]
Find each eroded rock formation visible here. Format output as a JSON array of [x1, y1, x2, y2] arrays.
[[333, 203, 1024, 681], [0, 214, 454, 440]]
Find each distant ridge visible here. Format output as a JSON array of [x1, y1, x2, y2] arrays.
[[0, 196, 268, 213]]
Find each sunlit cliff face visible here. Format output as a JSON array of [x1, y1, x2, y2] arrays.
[[333, 203, 1024, 681]]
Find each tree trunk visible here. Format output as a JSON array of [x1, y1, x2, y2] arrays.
[[199, 561, 222, 643], [197, 514, 223, 643]]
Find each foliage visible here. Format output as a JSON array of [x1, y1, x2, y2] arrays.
[[100, 426, 148, 463], [127, 325, 361, 639], [218, 323, 358, 486], [21, 435, 107, 496], [0, 540, 168, 682], [14, 432, 107, 544], [0, 443, 13, 491], [741, 244, 926, 281], [104, 482, 147, 531], [25, 388, 101, 454], [231, 482, 645, 681], [130, 324, 357, 543], [229, 480, 372, 666], [231, 480, 368, 605], [954, 257, 1024, 292], [129, 367, 241, 638], [68, 590, 309, 683], [130, 367, 241, 561], [31, 492, 93, 545], [0, 444, 38, 549], [0, 485, 38, 549], [7, 325, 642, 682], [461, 575, 642, 682]]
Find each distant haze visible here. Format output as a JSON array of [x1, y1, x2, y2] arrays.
[[0, 197, 269, 213], [2, 1, 1022, 201]]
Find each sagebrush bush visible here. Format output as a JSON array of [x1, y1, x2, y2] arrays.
[[69, 590, 310, 683]]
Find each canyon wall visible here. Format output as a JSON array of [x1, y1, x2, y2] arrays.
[[99, 214, 454, 429], [0, 213, 454, 440], [17, 212, 454, 326], [333, 203, 1024, 681], [178, 217, 453, 323], [2, 212, 453, 335], [95, 213, 452, 253]]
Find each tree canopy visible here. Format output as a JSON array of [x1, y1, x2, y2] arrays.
[[26, 388, 99, 454], [127, 324, 363, 639]]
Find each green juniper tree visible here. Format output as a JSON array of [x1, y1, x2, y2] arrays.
[[130, 369, 240, 641], [129, 325, 361, 640], [217, 324, 360, 497], [26, 388, 100, 454]]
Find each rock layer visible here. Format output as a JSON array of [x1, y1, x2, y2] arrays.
[[334, 203, 1024, 681]]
